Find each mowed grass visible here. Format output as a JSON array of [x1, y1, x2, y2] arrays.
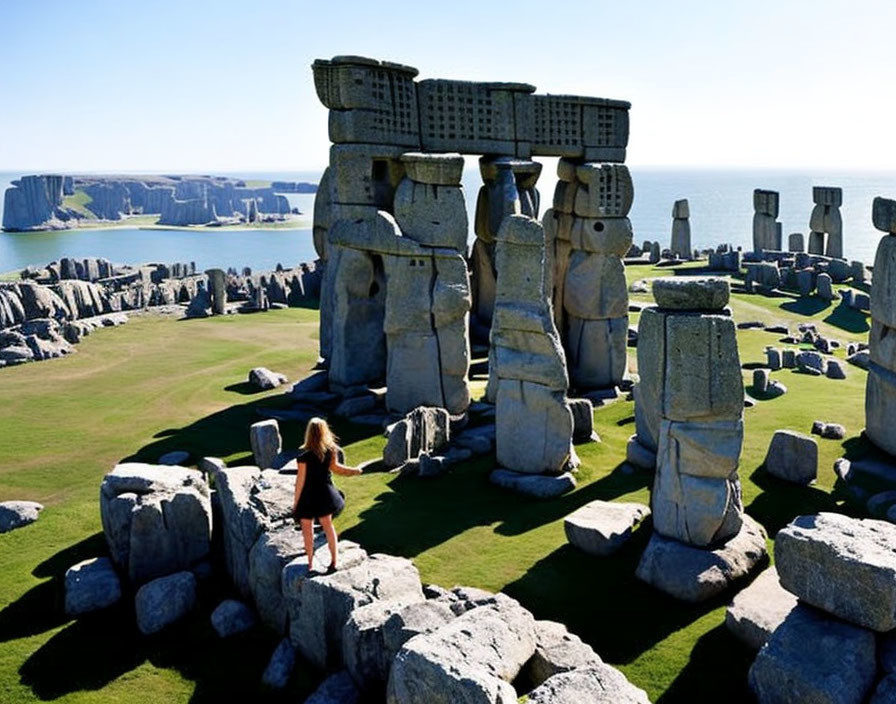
[[0, 270, 872, 703]]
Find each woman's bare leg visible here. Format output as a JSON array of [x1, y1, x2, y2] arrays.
[[300, 518, 315, 571], [319, 514, 338, 569]]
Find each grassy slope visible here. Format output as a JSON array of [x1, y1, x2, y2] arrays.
[[62, 190, 95, 218], [0, 268, 872, 703]]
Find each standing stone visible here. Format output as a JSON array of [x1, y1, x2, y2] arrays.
[[205, 268, 226, 315], [764, 430, 817, 484], [491, 215, 575, 474], [753, 190, 782, 252], [866, 196, 896, 457], [816, 272, 835, 301], [670, 199, 692, 259], [249, 419, 283, 470], [544, 158, 632, 391], [808, 186, 843, 258], [788, 232, 804, 253]]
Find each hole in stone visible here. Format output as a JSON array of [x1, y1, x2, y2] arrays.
[[593, 221, 605, 232]]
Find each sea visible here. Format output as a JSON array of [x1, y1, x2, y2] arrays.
[[2, 165, 896, 274]]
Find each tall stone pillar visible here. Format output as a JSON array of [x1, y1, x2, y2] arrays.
[[543, 160, 632, 392], [866, 197, 896, 457], [670, 199, 692, 259], [753, 189, 782, 253], [470, 157, 542, 338], [635, 278, 767, 601], [491, 214, 575, 474], [204, 268, 226, 315], [808, 186, 843, 258]]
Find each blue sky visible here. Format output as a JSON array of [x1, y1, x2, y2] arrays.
[[1, 0, 895, 171]]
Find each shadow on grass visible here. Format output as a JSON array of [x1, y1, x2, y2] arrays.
[[823, 303, 870, 334], [224, 381, 263, 396], [780, 297, 829, 317], [656, 624, 756, 704], [343, 459, 652, 558]]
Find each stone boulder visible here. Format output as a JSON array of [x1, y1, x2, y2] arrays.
[[636, 515, 768, 602], [135, 571, 198, 635], [294, 554, 425, 669], [306, 670, 360, 704], [383, 407, 450, 469], [99, 463, 211, 584], [249, 419, 284, 469], [249, 367, 288, 390], [210, 599, 256, 637], [725, 567, 798, 650], [386, 595, 537, 704], [764, 430, 817, 484], [0, 500, 43, 533], [748, 604, 876, 704], [490, 469, 576, 498], [526, 665, 651, 704], [775, 513, 896, 631], [262, 638, 296, 689], [564, 500, 650, 556], [64, 557, 122, 616], [524, 619, 604, 686]]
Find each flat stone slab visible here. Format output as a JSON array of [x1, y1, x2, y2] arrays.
[[564, 500, 650, 557], [725, 566, 798, 650], [748, 604, 877, 704], [400, 152, 464, 185], [652, 277, 730, 310], [490, 469, 576, 498], [635, 515, 768, 602], [775, 512, 896, 631]]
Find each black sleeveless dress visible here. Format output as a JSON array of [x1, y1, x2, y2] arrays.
[[294, 449, 345, 520]]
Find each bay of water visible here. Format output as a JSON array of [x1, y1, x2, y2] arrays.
[[3, 166, 896, 273]]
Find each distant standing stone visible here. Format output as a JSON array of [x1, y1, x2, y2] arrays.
[[752, 369, 769, 394], [0, 500, 43, 533], [64, 557, 122, 616], [764, 430, 818, 484], [135, 571, 197, 635], [564, 500, 650, 557]]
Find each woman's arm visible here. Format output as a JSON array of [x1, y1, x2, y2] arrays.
[[330, 451, 362, 476], [293, 463, 307, 513]]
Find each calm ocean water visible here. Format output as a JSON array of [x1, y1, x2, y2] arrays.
[[2, 166, 896, 273]]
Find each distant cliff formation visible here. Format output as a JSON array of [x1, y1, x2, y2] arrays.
[[2, 174, 317, 232]]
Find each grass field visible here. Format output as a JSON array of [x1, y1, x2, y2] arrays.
[[0, 264, 872, 703]]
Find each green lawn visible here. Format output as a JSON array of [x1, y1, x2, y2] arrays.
[[0, 269, 872, 703]]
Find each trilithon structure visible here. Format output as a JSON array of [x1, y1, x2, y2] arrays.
[[311, 55, 633, 429], [808, 186, 843, 258]]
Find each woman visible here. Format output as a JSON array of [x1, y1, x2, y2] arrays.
[[292, 417, 362, 573]]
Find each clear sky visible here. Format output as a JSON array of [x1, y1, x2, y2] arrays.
[[2, 0, 895, 172]]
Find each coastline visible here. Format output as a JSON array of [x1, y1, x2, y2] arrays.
[[2, 215, 311, 234]]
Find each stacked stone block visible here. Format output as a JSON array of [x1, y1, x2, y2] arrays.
[[753, 189, 782, 253], [543, 160, 633, 391], [670, 198, 691, 259], [865, 197, 896, 457], [489, 215, 575, 474], [808, 186, 843, 258]]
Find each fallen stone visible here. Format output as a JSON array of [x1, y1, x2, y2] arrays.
[[748, 604, 876, 704], [764, 430, 817, 484], [564, 500, 650, 557], [262, 638, 296, 689], [811, 421, 845, 440], [306, 670, 360, 704], [490, 468, 576, 498], [158, 450, 190, 466], [635, 515, 768, 602], [64, 557, 122, 616], [249, 367, 288, 390], [625, 436, 656, 469], [0, 500, 43, 533], [826, 359, 847, 379], [847, 350, 870, 370], [725, 567, 798, 650], [775, 512, 896, 631], [135, 571, 197, 635], [526, 665, 651, 704], [210, 599, 256, 637], [525, 620, 603, 687]]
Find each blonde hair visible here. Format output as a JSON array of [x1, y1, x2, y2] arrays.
[[301, 417, 339, 461]]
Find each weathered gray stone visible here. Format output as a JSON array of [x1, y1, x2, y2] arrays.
[[158, 450, 189, 466], [64, 557, 122, 616], [0, 500, 43, 533], [574, 164, 633, 218], [526, 665, 651, 704], [765, 430, 818, 484], [386, 595, 536, 704], [874, 197, 896, 234], [748, 604, 876, 704], [262, 638, 296, 690], [753, 368, 769, 394], [626, 435, 656, 469], [249, 419, 282, 470], [135, 571, 197, 634], [294, 554, 424, 669], [393, 179, 467, 250], [400, 152, 464, 186], [100, 464, 211, 584], [564, 500, 650, 556], [383, 407, 450, 469], [725, 566, 798, 650], [811, 420, 846, 440], [249, 367, 288, 390], [652, 277, 729, 310], [568, 397, 598, 443], [635, 515, 768, 602], [776, 512, 896, 631], [524, 620, 603, 687], [489, 468, 576, 498], [210, 599, 256, 637], [306, 670, 360, 704]]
